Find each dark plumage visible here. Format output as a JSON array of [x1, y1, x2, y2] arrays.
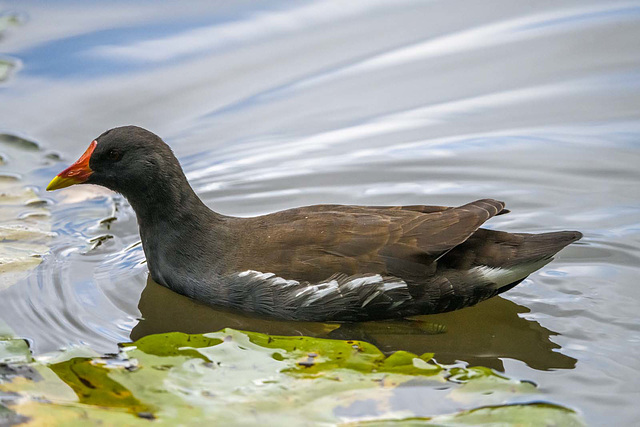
[[47, 126, 582, 322]]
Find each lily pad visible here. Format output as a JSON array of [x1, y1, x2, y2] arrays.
[[0, 329, 584, 425], [49, 358, 150, 414], [0, 337, 31, 364], [122, 331, 221, 361], [355, 403, 584, 426]]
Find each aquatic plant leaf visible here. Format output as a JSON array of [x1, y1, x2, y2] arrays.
[[447, 366, 537, 405], [443, 403, 584, 426], [354, 403, 585, 426], [239, 329, 442, 376], [379, 350, 441, 375], [2, 399, 144, 426], [0, 329, 581, 425], [120, 328, 417, 424], [0, 337, 32, 364], [121, 331, 222, 361], [49, 358, 150, 414], [1, 364, 76, 402], [240, 329, 389, 375]]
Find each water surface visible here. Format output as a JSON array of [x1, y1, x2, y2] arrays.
[[1, 0, 639, 424]]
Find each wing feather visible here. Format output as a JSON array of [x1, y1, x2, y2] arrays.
[[229, 199, 506, 283]]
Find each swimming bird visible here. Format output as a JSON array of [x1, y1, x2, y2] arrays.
[[46, 126, 582, 322]]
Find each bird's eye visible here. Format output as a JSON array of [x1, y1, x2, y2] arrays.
[[108, 149, 121, 161]]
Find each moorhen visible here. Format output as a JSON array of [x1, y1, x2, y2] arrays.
[[47, 126, 582, 322]]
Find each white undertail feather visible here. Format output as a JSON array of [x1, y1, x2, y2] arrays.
[[472, 257, 553, 289]]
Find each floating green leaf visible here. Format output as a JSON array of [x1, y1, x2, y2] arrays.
[[49, 358, 150, 414], [0, 337, 32, 364], [243, 330, 440, 376], [121, 331, 221, 361], [354, 403, 584, 426], [0, 329, 584, 425]]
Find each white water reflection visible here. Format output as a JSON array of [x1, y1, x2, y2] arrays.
[[289, 2, 640, 89], [91, 0, 417, 63]]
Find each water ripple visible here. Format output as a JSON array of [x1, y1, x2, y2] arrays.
[[0, 2, 639, 424]]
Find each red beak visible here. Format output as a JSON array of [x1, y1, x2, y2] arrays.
[[46, 140, 97, 191]]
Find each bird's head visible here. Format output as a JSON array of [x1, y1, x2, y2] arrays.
[[46, 126, 182, 197]]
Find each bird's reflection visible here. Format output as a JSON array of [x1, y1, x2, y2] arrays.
[[132, 276, 576, 372]]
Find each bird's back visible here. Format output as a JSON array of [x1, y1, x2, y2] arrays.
[[178, 199, 580, 321]]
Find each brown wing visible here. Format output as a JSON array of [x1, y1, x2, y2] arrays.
[[325, 203, 508, 215], [228, 199, 506, 283]]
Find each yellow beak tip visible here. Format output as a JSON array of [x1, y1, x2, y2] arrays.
[[46, 176, 76, 191]]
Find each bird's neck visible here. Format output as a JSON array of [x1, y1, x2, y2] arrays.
[[123, 172, 221, 230]]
